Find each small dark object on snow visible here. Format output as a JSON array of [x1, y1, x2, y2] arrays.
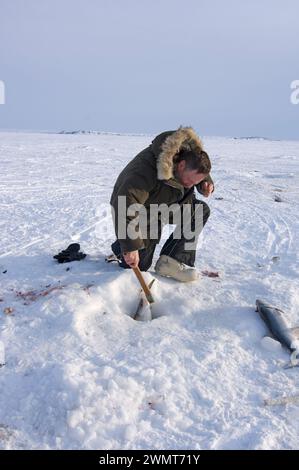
[[53, 243, 86, 263], [2, 270, 7, 274], [4, 307, 14, 315], [201, 270, 220, 278], [274, 195, 283, 203]]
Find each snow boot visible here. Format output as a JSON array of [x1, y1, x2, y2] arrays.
[[154, 255, 198, 282]]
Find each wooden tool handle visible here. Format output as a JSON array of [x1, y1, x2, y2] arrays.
[[133, 267, 155, 304]]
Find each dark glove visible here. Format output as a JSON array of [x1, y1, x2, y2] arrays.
[[53, 243, 86, 263]]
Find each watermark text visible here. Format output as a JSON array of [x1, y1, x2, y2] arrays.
[[290, 80, 299, 105]]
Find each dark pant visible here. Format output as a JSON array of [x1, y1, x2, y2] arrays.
[[111, 198, 210, 271]]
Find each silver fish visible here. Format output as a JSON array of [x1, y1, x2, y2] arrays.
[[133, 278, 155, 322], [256, 299, 299, 366], [134, 292, 152, 322]]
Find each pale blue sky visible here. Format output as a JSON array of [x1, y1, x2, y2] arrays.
[[0, 0, 298, 139]]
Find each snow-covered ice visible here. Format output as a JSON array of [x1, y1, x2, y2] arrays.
[[0, 131, 299, 449]]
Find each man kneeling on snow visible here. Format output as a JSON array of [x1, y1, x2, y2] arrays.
[[110, 126, 214, 282]]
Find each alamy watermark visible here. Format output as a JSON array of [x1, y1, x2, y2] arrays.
[[109, 196, 204, 251], [0, 80, 5, 104], [95, 199, 205, 252], [290, 80, 299, 105]]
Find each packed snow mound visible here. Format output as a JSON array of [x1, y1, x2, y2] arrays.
[[0, 131, 299, 449]]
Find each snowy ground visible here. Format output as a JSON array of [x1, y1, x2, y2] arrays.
[[0, 131, 299, 450]]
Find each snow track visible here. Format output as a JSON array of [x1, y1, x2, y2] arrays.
[[0, 132, 299, 449]]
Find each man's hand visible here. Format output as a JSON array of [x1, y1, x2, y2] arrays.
[[123, 250, 139, 268], [201, 182, 214, 197]]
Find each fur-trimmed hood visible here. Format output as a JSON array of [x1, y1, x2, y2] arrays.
[[151, 126, 204, 180]]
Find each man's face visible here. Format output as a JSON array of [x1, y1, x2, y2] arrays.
[[175, 160, 207, 188]]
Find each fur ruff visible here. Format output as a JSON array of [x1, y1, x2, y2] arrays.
[[157, 126, 204, 180]]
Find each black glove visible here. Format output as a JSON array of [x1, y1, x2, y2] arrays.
[[53, 243, 86, 263]]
